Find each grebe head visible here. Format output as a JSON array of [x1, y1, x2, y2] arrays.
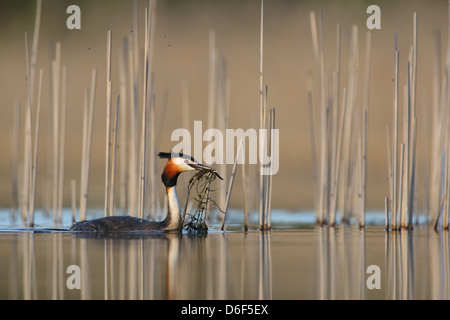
[[158, 152, 216, 187]]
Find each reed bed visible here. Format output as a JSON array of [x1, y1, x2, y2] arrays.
[[8, 0, 274, 233], [307, 10, 423, 230], [12, 0, 160, 227], [6, 0, 427, 234], [74, 0, 159, 225], [200, 5, 266, 231], [308, 12, 370, 227], [15, 0, 42, 227], [430, 1, 450, 230], [385, 14, 418, 231]]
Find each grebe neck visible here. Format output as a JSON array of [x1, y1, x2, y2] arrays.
[[163, 186, 182, 230]]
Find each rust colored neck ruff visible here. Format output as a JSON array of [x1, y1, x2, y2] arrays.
[[161, 160, 181, 187]]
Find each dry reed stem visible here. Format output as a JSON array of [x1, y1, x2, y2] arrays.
[[51, 42, 61, 225], [266, 108, 275, 230], [119, 39, 128, 215], [262, 86, 269, 230], [128, 32, 138, 218], [138, 7, 150, 219], [56, 65, 67, 225], [241, 151, 249, 231], [22, 96, 31, 224], [126, 0, 140, 219], [385, 196, 390, 230], [386, 125, 393, 227], [71, 180, 76, 224], [104, 30, 112, 217], [79, 89, 88, 221], [29, 69, 43, 227], [309, 11, 324, 225], [346, 25, 360, 224], [444, 149, 450, 229], [330, 24, 341, 224], [409, 116, 417, 228], [317, 12, 327, 226], [215, 56, 230, 228], [398, 143, 405, 229], [220, 139, 244, 231], [22, 33, 31, 224], [11, 101, 20, 220], [307, 87, 319, 223], [393, 48, 399, 230], [430, 30, 441, 224], [146, 0, 157, 219], [259, 0, 265, 230], [24, 0, 42, 226], [109, 96, 120, 217], [138, 3, 155, 219], [361, 31, 371, 228], [331, 87, 347, 225], [79, 69, 97, 221], [329, 71, 339, 226]]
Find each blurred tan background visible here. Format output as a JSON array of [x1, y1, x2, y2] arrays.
[[0, 0, 448, 212]]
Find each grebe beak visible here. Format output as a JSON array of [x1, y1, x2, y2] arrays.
[[188, 162, 211, 171], [188, 162, 224, 180]]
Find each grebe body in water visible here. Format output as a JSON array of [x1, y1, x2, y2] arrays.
[[70, 152, 218, 232]]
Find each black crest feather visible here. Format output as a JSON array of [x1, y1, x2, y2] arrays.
[[158, 152, 172, 159], [158, 151, 196, 162]]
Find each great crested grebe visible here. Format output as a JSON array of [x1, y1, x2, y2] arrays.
[[70, 152, 219, 232]]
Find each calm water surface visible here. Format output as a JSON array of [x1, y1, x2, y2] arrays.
[[1, 210, 449, 300]]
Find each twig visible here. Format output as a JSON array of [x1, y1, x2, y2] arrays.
[[182, 169, 222, 232]]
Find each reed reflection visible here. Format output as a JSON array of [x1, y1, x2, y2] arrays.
[[7, 227, 450, 299], [385, 230, 450, 299], [5, 230, 274, 300], [312, 227, 450, 299], [313, 227, 366, 299]]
